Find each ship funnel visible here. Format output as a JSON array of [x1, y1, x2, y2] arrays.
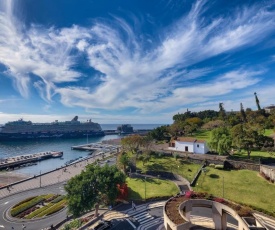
[[72, 116, 78, 121]]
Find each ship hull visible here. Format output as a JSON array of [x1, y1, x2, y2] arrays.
[[0, 131, 105, 141]]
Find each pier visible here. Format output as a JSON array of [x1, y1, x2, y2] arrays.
[[71, 142, 120, 153], [103, 129, 152, 135], [0, 151, 63, 170]]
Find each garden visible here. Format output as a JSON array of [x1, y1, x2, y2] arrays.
[[10, 194, 67, 219], [193, 167, 275, 216], [135, 154, 202, 182], [126, 177, 179, 201]]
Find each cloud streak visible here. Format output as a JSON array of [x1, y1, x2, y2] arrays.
[[0, 0, 274, 117]]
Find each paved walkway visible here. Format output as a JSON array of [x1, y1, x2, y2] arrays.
[[0, 150, 117, 199]]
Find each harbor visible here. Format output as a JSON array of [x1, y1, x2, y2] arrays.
[[0, 151, 63, 170]]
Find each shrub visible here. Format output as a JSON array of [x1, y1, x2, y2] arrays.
[[11, 195, 45, 217], [51, 195, 65, 203], [25, 203, 54, 219], [214, 165, 224, 169], [36, 200, 66, 217], [12, 196, 35, 208]]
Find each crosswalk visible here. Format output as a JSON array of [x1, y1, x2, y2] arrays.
[[126, 201, 164, 230]]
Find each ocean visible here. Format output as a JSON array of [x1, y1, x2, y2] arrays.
[[0, 124, 163, 176]]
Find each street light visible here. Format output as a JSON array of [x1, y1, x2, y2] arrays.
[[144, 176, 147, 201], [222, 176, 224, 198]]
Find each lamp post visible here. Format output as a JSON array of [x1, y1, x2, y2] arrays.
[[222, 176, 224, 198], [40, 170, 42, 188], [144, 176, 147, 201]]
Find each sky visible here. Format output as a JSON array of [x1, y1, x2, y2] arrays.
[[0, 0, 275, 124]]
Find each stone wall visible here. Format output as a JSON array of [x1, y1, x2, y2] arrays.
[[260, 165, 275, 183], [225, 160, 260, 171]]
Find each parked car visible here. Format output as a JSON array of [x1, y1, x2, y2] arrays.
[[93, 220, 112, 230]]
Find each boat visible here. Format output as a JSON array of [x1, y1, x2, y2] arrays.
[[51, 151, 64, 158], [0, 116, 105, 140]]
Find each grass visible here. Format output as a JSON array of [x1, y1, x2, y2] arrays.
[[229, 150, 275, 162], [264, 129, 274, 136], [126, 177, 179, 200], [136, 155, 202, 182], [188, 130, 211, 141], [193, 167, 275, 216]]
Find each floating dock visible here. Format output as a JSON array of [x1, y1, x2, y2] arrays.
[[0, 151, 63, 170]]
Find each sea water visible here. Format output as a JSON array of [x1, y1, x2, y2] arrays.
[[0, 124, 163, 176]]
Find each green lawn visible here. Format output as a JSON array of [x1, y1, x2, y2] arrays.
[[188, 130, 211, 141], [193, 167, 275, 216], [229, 150, 275, 162], [136, 155, 202, 182], [264, 129, 274, 136], [127, 177, 179, 200]]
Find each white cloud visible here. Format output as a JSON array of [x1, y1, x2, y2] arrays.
[[0, 0, 274, 117]]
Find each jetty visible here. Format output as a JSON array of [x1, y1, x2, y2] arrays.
[[0, 151, 63, 170], [71, 142, 120, 153]]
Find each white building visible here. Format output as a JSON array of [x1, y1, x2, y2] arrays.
[[168, 137, 209, 154]]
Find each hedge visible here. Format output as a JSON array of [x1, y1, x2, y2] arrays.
[[36, 200, 66, 217], [51, 195, 65, 203], [25, 203, 54, 219], [12, 196, 35, 209], [11, 195, 46, 217]]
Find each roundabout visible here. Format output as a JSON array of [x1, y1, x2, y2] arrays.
[[0, 183, 67, 230]]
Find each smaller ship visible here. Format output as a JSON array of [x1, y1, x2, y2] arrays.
[[117, 124, 134, 135], [51, 151, 64, 158]]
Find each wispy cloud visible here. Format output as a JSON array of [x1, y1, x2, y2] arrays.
[[0, 0, 274, 116]]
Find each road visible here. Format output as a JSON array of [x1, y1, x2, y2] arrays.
[[0, 183, 67, 230], [0, 149, 117, 230]]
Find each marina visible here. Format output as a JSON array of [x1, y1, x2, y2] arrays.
[[0, 151, 63, 170], [71, 142, 120, 154]]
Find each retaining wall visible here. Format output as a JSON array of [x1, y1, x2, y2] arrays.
[[260, 165, 275, 183]]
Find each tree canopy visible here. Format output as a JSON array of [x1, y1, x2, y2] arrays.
[[208, 127, 232, 155], [65, 164, 126, 217]]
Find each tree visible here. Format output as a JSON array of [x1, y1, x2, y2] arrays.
[[65, 164, 126, 217], [121, 135, 143, 155], [219, 103, 226, 121], [231, 124, 260, 159], [140, 135, 154, 150], [240, 103, 247, 123], [202, 120, 225, 130], [118, 152, 130, 173], [208, 127, 232, 155], [254, 92, 261, 111], [148, 125, 169, 141]]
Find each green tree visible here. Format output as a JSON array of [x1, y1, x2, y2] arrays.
[[231, 124, 261, 159], [65, 164, 126, 217], [254, 92, 261, 111], [240, 103, 247, 123], [219, 103, 226, 121], [208, 127, 232, 155], [118, 152, 130, 173], [121, 135, 143, 155], [148, 125, 169, 141]]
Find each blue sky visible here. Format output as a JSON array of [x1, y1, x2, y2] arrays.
[[0, 0, 275, 124]]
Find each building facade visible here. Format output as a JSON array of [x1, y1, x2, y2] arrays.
[[168, 137, 209, 154]]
